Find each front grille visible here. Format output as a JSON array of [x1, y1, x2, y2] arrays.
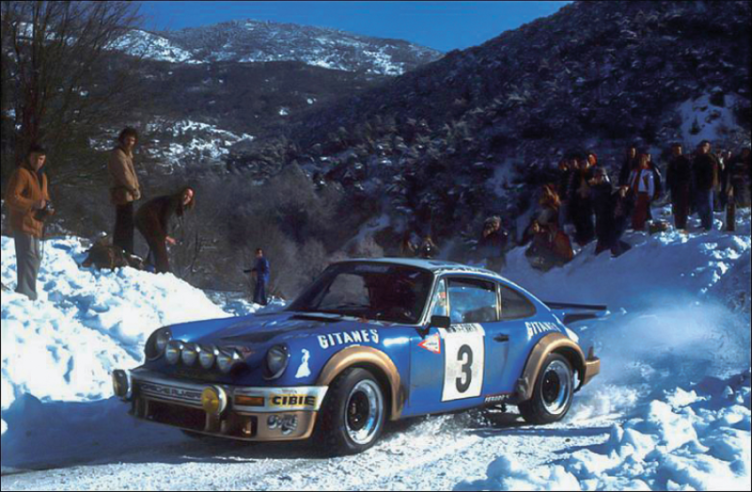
[[146, 400, 207, 431]]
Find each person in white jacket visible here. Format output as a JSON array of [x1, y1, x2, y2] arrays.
[[628, 153, 655, 231]]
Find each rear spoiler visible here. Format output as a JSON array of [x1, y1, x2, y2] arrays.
[[543, 301, 608, 325]]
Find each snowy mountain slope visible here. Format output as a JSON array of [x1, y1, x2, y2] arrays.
[[115, 20, 442, 76], [0, 207, 750, 490]]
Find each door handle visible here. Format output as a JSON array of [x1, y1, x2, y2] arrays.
[[494, 334, 510, 343]]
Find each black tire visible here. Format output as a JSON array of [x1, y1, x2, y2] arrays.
[[519, 353, 574, 425], [314, 367, 387, 456]]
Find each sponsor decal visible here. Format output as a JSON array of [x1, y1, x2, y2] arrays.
[[525, 321, 560, 338], [318, 329, 380, 349], [418, 333, 441, 354], [484, 394, 510, 404], [270, 394, 318, 408], [445, 323, 485, 335]]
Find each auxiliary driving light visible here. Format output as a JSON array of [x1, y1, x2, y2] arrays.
[[199, 345, 218, 369], [181, 343, 200, 366], [201, 386, 228, 416], [166, 341, 184, 365], [217, 348, 242, 374]]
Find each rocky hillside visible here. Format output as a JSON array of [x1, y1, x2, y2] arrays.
[[230, 0, 750, 245], [117, 19, 442, 75]]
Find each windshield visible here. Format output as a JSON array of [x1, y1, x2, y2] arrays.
[[287, 263, 434, 324]]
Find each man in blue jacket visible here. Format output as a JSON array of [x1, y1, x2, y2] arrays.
[[245, 248, 270, 305]]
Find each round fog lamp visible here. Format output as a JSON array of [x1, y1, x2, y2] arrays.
[[181, 343, 200, 366], [217, 349, 241, 374], [166, 341, 184, 365], [201, 386, 228, 415], [199, 345, 218, 370]]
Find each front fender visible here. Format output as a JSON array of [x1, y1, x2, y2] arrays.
[[316, 346, 405, 421]]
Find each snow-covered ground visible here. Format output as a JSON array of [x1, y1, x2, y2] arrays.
[[1, 207, 750, 490]]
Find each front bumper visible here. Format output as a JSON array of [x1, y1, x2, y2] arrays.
[[116, 368, 328, 442]]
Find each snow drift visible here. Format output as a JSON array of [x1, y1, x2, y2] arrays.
[[0, 236, 259, 450]]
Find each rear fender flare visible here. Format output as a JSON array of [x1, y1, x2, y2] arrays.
[[516, 333, 586, 402]]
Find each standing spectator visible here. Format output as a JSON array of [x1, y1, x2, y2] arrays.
[[568, 157, 596, 246], [628, 153, 655, 231], [666, 143, 693, 232], [135, 187, 195, 274], [4, 144, 53, 300], [591, 168, 632, 257], [108, 127, 141, 255], [619, 146, 639, 187], [724, 147, 751, 232], [245, 248, 271, 305], [556, 158, 573, 227], [693, 140, 718, 231], [479, 216, 509, 272]]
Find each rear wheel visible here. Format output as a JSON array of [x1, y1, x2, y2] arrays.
[[315, 367, 386, 455], [519, 354, 574, 425]]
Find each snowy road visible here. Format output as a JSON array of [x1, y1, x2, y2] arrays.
[[0, 409, 618, 491]]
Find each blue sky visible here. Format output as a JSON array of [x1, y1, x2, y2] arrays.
[[138, 1, 571, 52]]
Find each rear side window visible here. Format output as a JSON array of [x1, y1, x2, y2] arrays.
[[499, 285, 537, 320], [448, 278, 499, 323]]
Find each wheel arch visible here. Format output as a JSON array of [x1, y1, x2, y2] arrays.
[[316, 346, 405, 421], [515, 333, 586, 403]]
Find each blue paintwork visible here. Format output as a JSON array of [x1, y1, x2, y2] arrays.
[[139, 260, 582, 419]]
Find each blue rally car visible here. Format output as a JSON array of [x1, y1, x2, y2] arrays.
[[113, 259, 601, 455]]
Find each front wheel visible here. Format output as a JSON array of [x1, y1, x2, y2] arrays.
[[315, 368, 386, 455], [519, 354, 574, 425]]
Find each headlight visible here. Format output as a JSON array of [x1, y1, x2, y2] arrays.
[[264, 345, 289, 380], [217, 348, 242, 374], [166, 340, 184, 365], [145, 328, 172, 360], [181, 343, 200, 366], [199, 345, 218, 370]]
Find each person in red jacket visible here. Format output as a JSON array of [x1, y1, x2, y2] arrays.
[[4, 144, 54, 300]]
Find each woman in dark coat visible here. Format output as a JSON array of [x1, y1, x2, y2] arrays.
[[135, 187, 196, 273]]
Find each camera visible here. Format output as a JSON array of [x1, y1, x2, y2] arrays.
[[34, 201, 55, 221]]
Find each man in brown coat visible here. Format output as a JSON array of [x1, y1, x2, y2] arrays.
[[5, 144, 53, 300], [109, 127, 141, 254]]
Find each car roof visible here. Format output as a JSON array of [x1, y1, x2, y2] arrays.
[[336, 257, 507, 281]]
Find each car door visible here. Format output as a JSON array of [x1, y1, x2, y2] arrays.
[[407, 276, 500, 416], [482, 283, 539, 398]]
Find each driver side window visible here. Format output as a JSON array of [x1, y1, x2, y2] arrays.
[[447, 278, 499, 324], [429, 278, 449, 318]]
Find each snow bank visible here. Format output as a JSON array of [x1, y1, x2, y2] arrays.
[[462, 372, 751, 491], [460, 206, 752, 490], [0, 236, 258, 443]]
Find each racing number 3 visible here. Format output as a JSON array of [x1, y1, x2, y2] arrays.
[[441, 326, 485, 402], [456, 345, 473, 393]]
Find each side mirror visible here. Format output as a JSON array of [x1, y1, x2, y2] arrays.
[[429, 315, 451, 330]]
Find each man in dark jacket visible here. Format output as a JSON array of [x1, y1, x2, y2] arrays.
[[693, 141, 718, 231], [590, 168, 632, 257], [568, 157, 596, 246], [619, 146, 639, 187], [479, 216, 509, 272], [135, 187, 195, 274], [246, 249, 270, 305], [724, 147, 751, 232], [665, 143, 693, 232]]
